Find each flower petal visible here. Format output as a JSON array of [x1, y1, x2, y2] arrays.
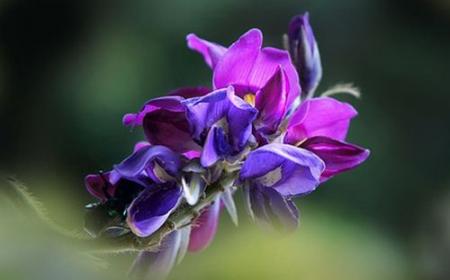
[[301, 136, 370, 181], [246, 184, 299, 231], [240, 143, 325, 196], [114, 145, 181, 185], [129, 230, 181, 280], [213, 29, 300, 108], [200, 126, 228, 167], [186, 34, 227, 69], [188, 196, 221, 252], [285, 97, 358, 144], [133, 141, 151, 152], [168, 86, 211, 99], [255, 66, 288, 135], [127, 183, 182, 237], [84, 172, 116, 202], [213, 29, 263, 90], [123, 96, 202, 157], [123, 96, 185, 127], [250, 47, 300, 108], [143, 98, 201, 157]]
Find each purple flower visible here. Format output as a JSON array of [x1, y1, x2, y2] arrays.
[[288, 12, 322, 97], [123, 87, 210, 158], [240, 143, 325, 196], [127, 182, 182, 237], [183, 87, 258, 167], [187, 29, 300, 136], [188, 196, 221, 252], [240, 143, 323, 229], [114, 145, 181, 185], [285, 97, 369, 180], [109, 145, 184, 237], [84, 169, 145, 237]]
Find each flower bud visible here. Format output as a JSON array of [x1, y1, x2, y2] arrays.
[[288, 12, 322, 98]]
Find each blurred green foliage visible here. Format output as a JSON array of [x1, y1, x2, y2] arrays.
[[0, 0, 449, 279]]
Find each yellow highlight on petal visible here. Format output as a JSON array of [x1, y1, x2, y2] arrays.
[[243, 93, 256, 107]]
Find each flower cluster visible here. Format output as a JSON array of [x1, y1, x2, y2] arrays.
[[84, 12, 369, 279]]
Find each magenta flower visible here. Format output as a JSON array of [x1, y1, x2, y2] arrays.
[[285, 97, 370, 181], [188, 29, 300, 137]]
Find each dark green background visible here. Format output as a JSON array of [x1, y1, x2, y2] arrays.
[[0, 0, 449, 279]]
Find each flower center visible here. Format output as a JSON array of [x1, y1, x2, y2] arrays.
[[243, 93, 256, 107]]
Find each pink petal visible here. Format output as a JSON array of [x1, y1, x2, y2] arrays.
[[301, 136, 370, 181], [255, 66, 288, 135], [188, 197, 221, 252], [168, 86, 211, 99], [250, 47, 300, 108], [213, 29, 300, 109], [187, 34, 227, 69], [285, 97, 358, 144], [213, 29, 263, 90]]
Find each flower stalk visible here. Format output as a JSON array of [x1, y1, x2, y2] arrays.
[[4, 175, 228, 254]]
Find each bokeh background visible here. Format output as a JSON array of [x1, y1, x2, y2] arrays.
[[1, 0, 449, 279]]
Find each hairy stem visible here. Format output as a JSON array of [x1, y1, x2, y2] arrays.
[[3, 177, 226, 254], [87, 180, 224, 254], [4, 177, 91, 240]]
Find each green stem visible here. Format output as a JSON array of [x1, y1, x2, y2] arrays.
[[87, 180, 224, 254], [4, 176, 228, 254]]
